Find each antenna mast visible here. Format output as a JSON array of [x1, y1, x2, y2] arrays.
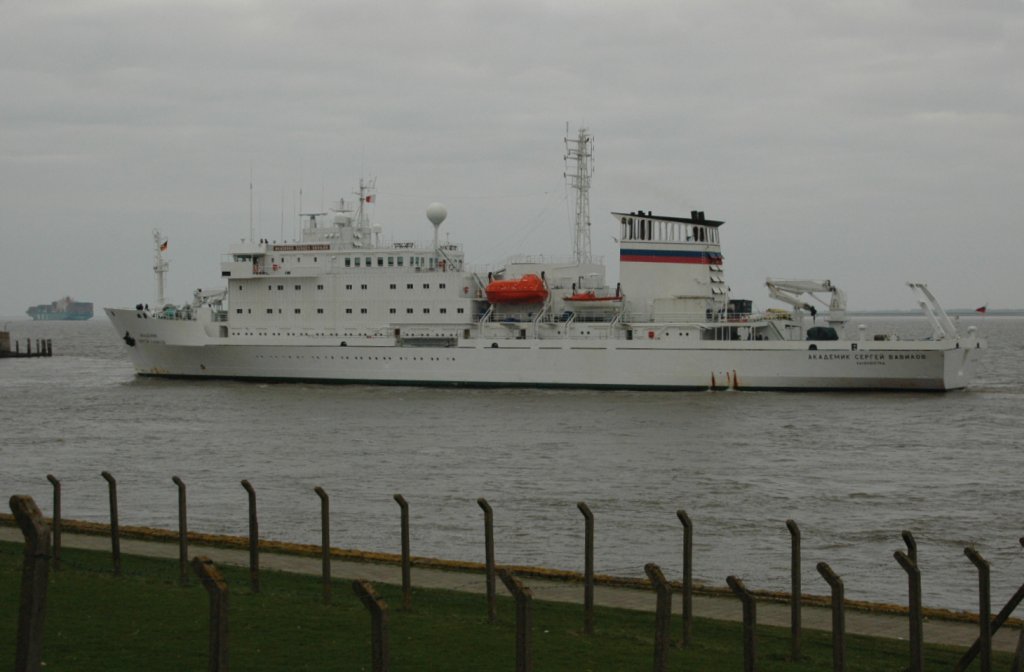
[[564, 125, 594, 264], [153, 229, 169, 308]]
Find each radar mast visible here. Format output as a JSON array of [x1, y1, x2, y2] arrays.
[[564, 125, 594, 264], [153, 229, 169, 308]]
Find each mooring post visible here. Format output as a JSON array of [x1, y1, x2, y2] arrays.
[[393, 494, 411, 609], [726, 575, 757, 672], [645, 563, 673, 672], [786, 519, 801, 660], [677, 509, 693, 647], [11, 495, 51, 672], [894, 550, 923, 672], [353, 580, 390, 672], [477, 497, 496, 623], [314, 486, 331, 604], [171, 476, 188, 586], [100, 470, 121, 576], [965, 547, 992, 672], [500, 569, 534, 672], [578, 501, 594, 635], [45, 474, 61, 571], [817, 562, 845, 672], [240, 479, 259, 593], [192, 556, 229, 672]]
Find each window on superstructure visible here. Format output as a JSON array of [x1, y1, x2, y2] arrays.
[[268, 285, 272, 290], [457, 308, 465, 314], [314, 257, 317, 262], [388, 257, 394, 266], [360, 284, 367, 290], [354, 258, 360, 267], [277, 285, 284, 290], [236, 309, 242, 314], [389, 308, 397, 314], [294, 309, 301, 314], [267, 309, 273, 314], [365, 257, 371, 266], [376, 257, 383, 267], [294, 285, 301, 290], [423, 308, 430, 314], [390, 284, 397, 289], [439, 283, 446, 289], [407, 283, 414, 289], [346, 284, 353, 290], [346, 308, 352, 314], [440, 308, 447, 314], [317, 284, 324, 290], [317, 308, 324, 314], [397, 257, 404, 266], [406, 308, 414, 314], [345, 258, 351, 267], [423, 283, 429, 289], [360, 308, 367, 314]]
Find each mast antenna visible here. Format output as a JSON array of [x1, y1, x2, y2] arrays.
[[249, 165, 254, 242], [153, 228, 169, 308], [564, 125, 594, 264]]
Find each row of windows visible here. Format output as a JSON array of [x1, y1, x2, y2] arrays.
[[236, 307, 466, 316], [620, 217, 719, 244], [343, 255, 432, 268], [245, 283, 449, 291]]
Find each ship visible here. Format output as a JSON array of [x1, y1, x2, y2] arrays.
[[27, 296, 93, 321], [105, 130, 984, 391]]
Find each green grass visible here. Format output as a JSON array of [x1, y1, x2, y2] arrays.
[[0, 540, 1004, 670]]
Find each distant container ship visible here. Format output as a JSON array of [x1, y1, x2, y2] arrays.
[[26, 296, 93, 321]]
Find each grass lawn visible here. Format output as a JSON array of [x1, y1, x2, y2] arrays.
[[0, 540, 1002, 670]]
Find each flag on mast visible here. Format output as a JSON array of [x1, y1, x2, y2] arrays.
[[975, 305, 987, 314], [160, 239, 168, 252]]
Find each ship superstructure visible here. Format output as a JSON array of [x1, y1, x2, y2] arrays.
[[105, 134, 984, 391]]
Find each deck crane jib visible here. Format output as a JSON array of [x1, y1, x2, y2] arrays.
[[765, 279, 848, 329]]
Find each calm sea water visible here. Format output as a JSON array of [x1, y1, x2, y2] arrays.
[[0, 314, 1020, 612]]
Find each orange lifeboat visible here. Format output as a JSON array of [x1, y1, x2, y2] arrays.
[[564, 291, 623, 303], [485, 274, 548, 304]]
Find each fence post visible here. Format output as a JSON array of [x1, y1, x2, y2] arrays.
[[393, 494, 411, 609], [45, 474, 61, 571], [902, 529, 917, 564], [965, 547, 992, 672], [100, 471, 121, 576], [192, 556, 229, 672], [786, 519, 801, 660], [956, 581, 1024, 671], [500, 569, 534, 672], [676, 510, 693, 647], [314, 486, 331, 604], [353, 580, 390, 672], [644, 563, 672, 672], [11, 495, 51, 672], [894, 550, 923, 672], [817, 562, 845, 672], [726, 575, 757, 672], [477, 497, 496, 623], [578, 501, 594, 635], [172, 476, 188, 586], [240, 479, 259, 593]]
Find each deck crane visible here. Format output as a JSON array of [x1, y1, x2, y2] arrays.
[[765, 279, 847, 328]]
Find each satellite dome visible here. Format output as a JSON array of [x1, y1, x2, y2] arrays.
[[426, 202, 447, 227]]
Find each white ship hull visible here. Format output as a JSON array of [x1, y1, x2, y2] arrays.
[[107, 309, 981, 391]]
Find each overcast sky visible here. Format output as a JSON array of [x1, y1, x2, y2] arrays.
[[2, 0, 1022, 318]]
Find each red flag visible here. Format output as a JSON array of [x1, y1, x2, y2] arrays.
[[975, 305, 987, 314], [364, 195, 374, 203], [160, 240, 168, 252]]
